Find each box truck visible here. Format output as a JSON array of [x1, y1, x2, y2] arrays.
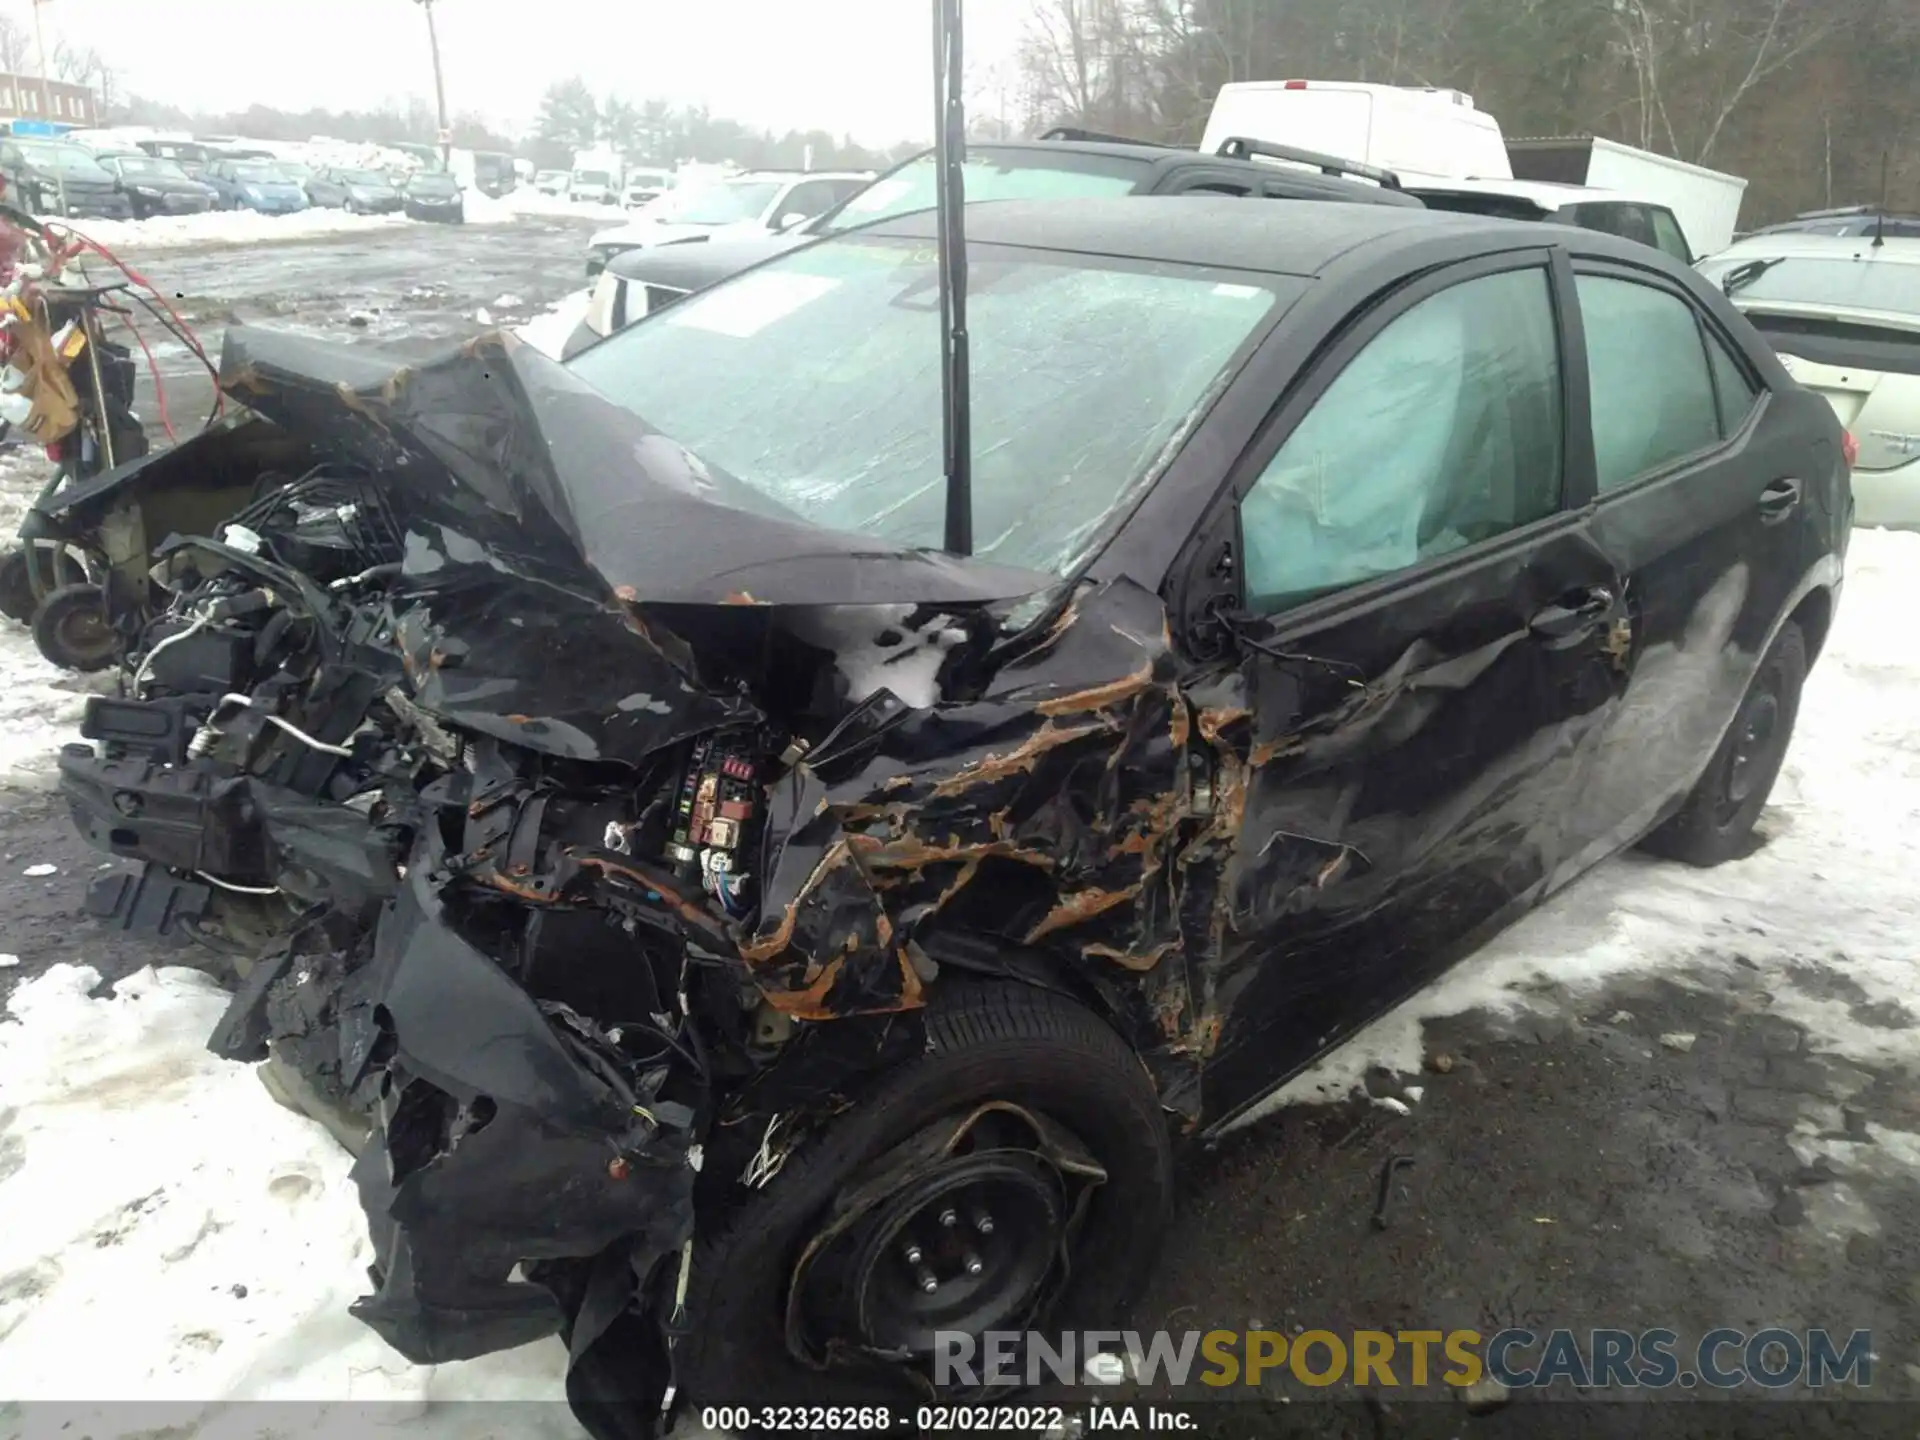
[[1505, 135, 1748, 258]]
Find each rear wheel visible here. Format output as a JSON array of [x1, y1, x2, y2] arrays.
[[1641, 620, 1806, 867], [1, 546, 87, 622], [675, 980, 1172, 1410]]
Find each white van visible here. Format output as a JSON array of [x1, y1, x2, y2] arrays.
[[1200, 80, 1511, 184]]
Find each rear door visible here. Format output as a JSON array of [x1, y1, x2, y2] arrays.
[[1551, 254, 1824, 871], [1188, 249, 1634, 1122]]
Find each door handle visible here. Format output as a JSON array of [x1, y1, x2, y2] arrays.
[[1758, 478, 1802, 523], [1529, 586, 1614, 641]]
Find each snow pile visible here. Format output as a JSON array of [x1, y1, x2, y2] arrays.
[[43, 185, 624, 252], [1248, 527, 1920, 1117], [515, 289, 591, 360], [0, 963, 578, 1427], [464, 188, 627, 225], [57, 208, 412, 253], [0, 449, 110, 791]]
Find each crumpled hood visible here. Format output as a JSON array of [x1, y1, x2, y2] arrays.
[[215, 323, 1052, 608]]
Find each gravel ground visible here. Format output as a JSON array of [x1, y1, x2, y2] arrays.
[[0, 222, 1916, 1437], [107, 215, 600, 446]]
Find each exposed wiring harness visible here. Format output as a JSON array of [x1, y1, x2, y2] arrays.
[[32, 217, 224, 440]]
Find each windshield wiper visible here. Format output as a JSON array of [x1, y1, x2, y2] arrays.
[[1721, 257, 1787, 297]]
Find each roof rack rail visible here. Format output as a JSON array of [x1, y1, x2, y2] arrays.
[[1036, 125, 1174, 149], [1213, 136, 1403, 190]]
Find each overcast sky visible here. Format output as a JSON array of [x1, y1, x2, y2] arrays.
[[21, 0, 1030, 143]]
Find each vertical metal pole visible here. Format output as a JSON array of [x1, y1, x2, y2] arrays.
[[420, 0, 450, 170], [933, 0, 972, 556], [32, 1, 64, 215], [31, 0, 53, 123]]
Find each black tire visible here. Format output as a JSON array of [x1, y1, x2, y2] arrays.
[[0, 547, 33, 624], [1642, 620, 1806, 867], [676, 980, 1172, 1410], [1, 546, 87, 623], [32, 582, 118, 672]]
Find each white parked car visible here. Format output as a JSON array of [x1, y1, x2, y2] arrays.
[[568, 166, 618, 205], [623, 169, 673, 208], [583, 169, 872, 276], [1697, 232, 1920, 528]]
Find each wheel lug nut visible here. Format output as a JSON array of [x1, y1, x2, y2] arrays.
[[902, 1243, 924, 1266], [972, 1209, 995, 1235], [939, 1207, 959, 1227], [963, 1251, 984, 1277], [916, 1265, 940, 1294]]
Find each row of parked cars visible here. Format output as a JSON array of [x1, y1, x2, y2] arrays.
[[0, 135, 470, 223]]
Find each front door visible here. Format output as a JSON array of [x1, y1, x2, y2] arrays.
[[1191, 252, 1632, 1124]]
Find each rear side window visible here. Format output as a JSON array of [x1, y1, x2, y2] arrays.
[[1577, 274, 1721, 490], [1239, 266, 1563, 611], [1648, 208, 1693, 262], [1706, 333, 1760, 434]]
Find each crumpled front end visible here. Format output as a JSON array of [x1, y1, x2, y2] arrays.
[[54, 322, 1255, 1431]]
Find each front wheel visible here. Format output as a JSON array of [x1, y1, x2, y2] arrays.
[[32, 581, 118, 672], [1641, 620, 1806, 867], [674, 980, 1172, 1410]]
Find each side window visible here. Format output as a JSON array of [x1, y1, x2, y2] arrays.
[[1705, 331, 1760, 435], [1577, 274, 1721, 491], [1648, 208, 1693, 262], [1167, 172, 1251, 196], [1565, 202, 1658, 249], [1240, 267, 1564, 612]]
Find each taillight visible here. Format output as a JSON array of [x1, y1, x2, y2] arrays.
[[1283, 79, 1308, 89], [1842, 430, 1859, 468]]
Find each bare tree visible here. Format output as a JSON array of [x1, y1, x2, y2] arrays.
[[1616, 0, 1859, 163], [0, 16, 31, 75], [49, 41, 119, 117]]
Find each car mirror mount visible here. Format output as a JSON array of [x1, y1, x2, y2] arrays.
[[1177, 536, 1243, 662]]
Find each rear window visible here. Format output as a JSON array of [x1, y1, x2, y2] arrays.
[[1698, 255, 1920, 316], [823, 153, 1144, 233]]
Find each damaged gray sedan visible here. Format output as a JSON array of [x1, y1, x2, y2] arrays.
[[56, 198, 1848, 1433]]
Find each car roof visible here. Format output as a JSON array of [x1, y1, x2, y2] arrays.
[[860, 194, 1531, 275], [1703, 233, 1920, 267]]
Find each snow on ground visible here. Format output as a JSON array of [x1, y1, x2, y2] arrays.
[[52, 188, 628, 254], [57, 208, 413, 253], [516, 288, 592, 360], [0, 964, 579, 1434], [0, 523, 1915, 1421], [0, 449, 113, 794]]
